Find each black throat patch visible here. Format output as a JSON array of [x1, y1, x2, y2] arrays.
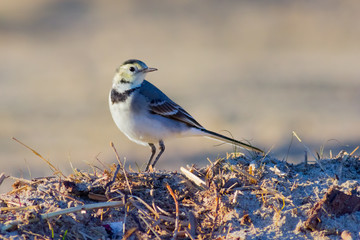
[[110, 87, 140, 104]]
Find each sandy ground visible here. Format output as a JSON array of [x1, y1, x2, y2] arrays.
[[1, 148, 359, 239]]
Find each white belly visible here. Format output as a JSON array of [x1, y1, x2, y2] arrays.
[[109, 93, 198, 145]]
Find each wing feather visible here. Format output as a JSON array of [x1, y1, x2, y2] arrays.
[[140, 80, 203, 129]]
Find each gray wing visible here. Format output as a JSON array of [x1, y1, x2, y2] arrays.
[[140, 80, 203, 129]]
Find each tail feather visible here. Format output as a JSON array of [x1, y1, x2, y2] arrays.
[[201, 129, 264, 154]]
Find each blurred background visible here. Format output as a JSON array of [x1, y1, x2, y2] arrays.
[[1, 0, 359, 190]]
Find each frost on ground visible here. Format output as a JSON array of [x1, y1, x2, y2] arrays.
[[0, 150, 359, 239]]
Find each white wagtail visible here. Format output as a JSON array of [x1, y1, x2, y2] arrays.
[[109, 59, 264, 171]]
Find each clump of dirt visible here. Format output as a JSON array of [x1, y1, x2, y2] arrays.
[[1, 150, 359, 239]]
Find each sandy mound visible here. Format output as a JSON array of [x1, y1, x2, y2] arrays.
[[1, 150, 359, 239]]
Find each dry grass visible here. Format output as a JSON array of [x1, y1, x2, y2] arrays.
[[1, 143, 360, 239]]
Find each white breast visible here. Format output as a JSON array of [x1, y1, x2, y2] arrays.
[[109, 90, 203, 145]]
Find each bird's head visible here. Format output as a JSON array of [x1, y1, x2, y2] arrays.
[[112, 59, 157, 87]]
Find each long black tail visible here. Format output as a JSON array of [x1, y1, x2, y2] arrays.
[[201, 129, 264, 154]]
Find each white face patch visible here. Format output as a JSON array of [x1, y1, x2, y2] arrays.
[[113, 65, 148, 90]]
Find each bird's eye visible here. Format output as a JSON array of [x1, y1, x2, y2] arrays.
[[129, 67, 136, 72]]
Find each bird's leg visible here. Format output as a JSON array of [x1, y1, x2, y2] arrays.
[[145, 143, 156, 171], [151, 140, 165, 169]]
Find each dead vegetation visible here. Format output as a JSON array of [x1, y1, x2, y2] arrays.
[[1, 143, 360, 239]]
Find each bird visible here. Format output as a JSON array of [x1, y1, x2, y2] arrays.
[[109, 59, 264, 171]]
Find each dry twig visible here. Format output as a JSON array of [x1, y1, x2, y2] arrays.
[[110, 142, 133, 195], [166, 183, 180, 239], [180, 167, 206, 188]]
